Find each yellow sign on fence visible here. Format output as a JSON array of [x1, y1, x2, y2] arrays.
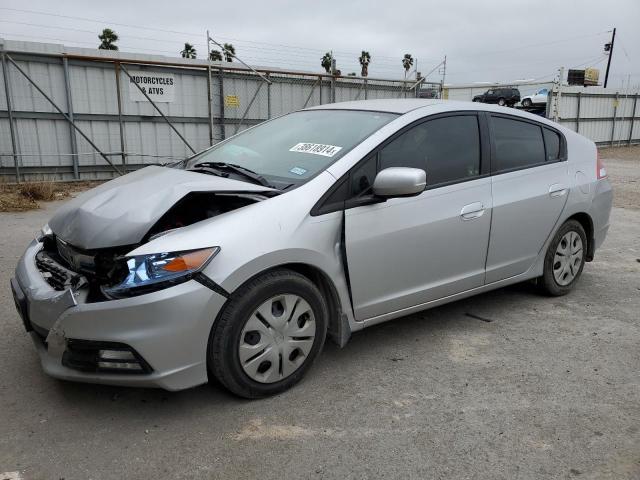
[[225, 95, 240, 107]]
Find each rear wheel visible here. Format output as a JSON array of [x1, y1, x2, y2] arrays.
[[522, 98, 532, 107], [498, 97, 506, 106], [208, 269, 328, 398], [538, 220, 587, 296]]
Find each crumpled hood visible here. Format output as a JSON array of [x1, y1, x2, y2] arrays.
[[49, 166, 274, 250]]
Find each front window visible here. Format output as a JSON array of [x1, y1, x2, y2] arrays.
[[185, 110, 397, 189]]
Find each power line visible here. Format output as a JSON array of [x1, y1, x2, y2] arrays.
[[0, 7, 414, 63], [0, 18, 416, 70]]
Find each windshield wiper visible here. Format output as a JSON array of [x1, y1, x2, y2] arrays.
[[190, 162, 273, 188]]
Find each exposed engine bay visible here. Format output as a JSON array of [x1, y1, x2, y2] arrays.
[[36, 192, 263, 301]]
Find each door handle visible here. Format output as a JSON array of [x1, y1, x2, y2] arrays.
[[549, 184, 568, 198], [460, 202, 485, 220]]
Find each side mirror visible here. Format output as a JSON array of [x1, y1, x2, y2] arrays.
[[372, 167, 426, 198]]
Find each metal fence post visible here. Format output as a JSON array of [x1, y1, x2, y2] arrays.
[[611, 92, 618, 146], [206, 62, 214, 146], [114, 62, 127, 169], [364, 78, 368, 100], [330, 75, 335, 103], [62, 57, 79, 179], [318, 76, 323, 105], [575, 91, 581, 134], [1, 51, 21, 182], [628, 94, 638, 145], [219, 67, 226, 140], [206, 30, 214, 146], [267, 73, 271, 119]]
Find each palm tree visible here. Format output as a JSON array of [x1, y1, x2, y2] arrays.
[[223, 43, 235, 62], [98, 28, 119, 50], [321, 52, 332, 74], [359, 51, 371, 77], [209, 50, 223, 61], [181, 43, 197, 59], [402, 53, 414, 79]]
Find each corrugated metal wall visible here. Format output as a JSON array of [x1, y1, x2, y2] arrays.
[[552, 86, 640, 145], [0, 40, 415, 181]]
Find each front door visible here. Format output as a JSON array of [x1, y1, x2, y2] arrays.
[[343, 113, 493, 321]]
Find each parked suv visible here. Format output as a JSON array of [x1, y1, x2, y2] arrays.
[[473, 87, 521, 107]]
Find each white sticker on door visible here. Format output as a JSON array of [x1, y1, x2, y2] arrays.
[[289, 143, 343, 157]]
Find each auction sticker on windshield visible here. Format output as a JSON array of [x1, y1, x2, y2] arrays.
[[289, 143, 343, 157]]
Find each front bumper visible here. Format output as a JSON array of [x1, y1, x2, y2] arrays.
[[12, 239, 227, 391]]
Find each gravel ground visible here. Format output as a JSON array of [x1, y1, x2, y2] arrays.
[[600, 145, 640, 210], [0, 147, 638, 480]]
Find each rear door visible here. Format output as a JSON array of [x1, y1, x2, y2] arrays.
[[342, 113, 493, 320], [485, 114, 569, 283]]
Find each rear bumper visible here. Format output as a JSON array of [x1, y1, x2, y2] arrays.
[[591, 178, 613, 251], [12, 239, 227, 391]]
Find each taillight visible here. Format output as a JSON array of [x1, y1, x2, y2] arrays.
[[596, 151, 607, 179]]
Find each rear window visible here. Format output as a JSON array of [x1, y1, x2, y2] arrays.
[[543, 128, 562, 161], [492, 116, 545, 171]]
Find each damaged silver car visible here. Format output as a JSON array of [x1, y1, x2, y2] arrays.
[[11, 100, 612, 398]]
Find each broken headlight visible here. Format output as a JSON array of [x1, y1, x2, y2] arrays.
[[102, 247, 219, 299]]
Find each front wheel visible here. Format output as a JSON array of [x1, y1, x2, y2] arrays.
[[538, 220, 587, 296], [498, 98, 506, 106], [522, 98, 532, 107], [208, 269, 328, 398]]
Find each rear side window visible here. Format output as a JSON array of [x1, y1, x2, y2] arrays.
[[379, 115, 481, 186], [543, 128, 562, 161], [492, 116, 545, 172]]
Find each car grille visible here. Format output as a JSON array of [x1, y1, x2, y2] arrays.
[[35, 250, 78, 291], [56, 237, 97, 275]]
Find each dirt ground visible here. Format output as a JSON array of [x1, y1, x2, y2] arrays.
[[599, 145, 640, 210], [0, 181, 102, 212]]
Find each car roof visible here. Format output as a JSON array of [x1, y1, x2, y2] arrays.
[[305, 99, 563, 129], [305, 99, 444, 114]]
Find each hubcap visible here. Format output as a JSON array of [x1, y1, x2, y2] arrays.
[[238, 294, 316, 383], [553, 231, 583, 286]]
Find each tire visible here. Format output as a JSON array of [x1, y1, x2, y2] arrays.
[[538, 220, 587, 296], [498, 98, 506, 106], [208, 269, 328, 398], [522, 98, 532, 107], [473, 98, 480, 102]]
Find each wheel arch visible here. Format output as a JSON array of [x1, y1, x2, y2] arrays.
[[566, 212, 595, 261], [221, 262, 351, 348]]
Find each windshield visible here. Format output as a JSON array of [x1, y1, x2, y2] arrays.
[[185, 109, 398, 189]]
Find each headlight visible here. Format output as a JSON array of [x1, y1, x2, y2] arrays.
[[102, 247, 220, 299]]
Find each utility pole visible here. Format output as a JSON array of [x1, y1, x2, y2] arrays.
[[604, 27, 616, 88]]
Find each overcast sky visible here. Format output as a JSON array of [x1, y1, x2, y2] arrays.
[[0, 0, 638, 86]]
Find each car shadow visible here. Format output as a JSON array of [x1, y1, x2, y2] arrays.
[[48, 280, 543, 414]]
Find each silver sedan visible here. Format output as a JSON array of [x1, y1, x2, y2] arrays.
[[11, 99, 613, 398]]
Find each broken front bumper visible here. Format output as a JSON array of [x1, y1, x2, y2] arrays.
[[11, 239, 227, 391]]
